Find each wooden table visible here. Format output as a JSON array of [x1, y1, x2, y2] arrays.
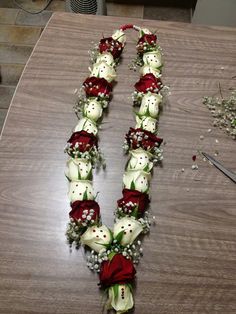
[[0, 12, 235, 314]]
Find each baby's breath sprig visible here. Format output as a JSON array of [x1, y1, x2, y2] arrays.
[[203, 89, 236, 140]]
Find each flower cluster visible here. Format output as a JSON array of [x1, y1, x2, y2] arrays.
[[65, 25, 166, 314]]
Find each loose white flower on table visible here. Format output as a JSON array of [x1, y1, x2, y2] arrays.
[[113, 216, 143, 246], [68, 180, 94, 203], [96, 52, 115, 66], [135, 115, 157, 133], [112, 29, 126, 44], [90, 61, 116, 83], [127, 148, 153, 172], [83, 99, 103, 122], [108, 284, 134, 314], [123, 170, 151, 193], [74, 117, 98, 135], [139, 92, 162, 118], [140, 65, 161, 78], [139, 28, 152, 36], [143, 50, 162, 69], [66, 158, 92, 180], [81, 225, 112, 253]]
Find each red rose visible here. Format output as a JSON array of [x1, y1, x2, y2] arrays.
[[83, 76, 112, 98], [135, 73, 162, 93], [99, 37, 124, 59], [137, 34, 157, 54], [70, 200, 100, 222], [99, 254, 136, 288], [67, 130, 98, 153], [117, 189, 150, 216], [125, 128, 163, 151]]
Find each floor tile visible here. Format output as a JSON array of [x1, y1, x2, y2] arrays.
[[144, 6, 191, 22], [0, 8, 19, 24], [0, 64, 24, 85], [0, 44, 33, 64], [0, 25, 42, 45], [16, 10, 52, 26], [107, 3, 144, 18], [0, 85, 15, 109]]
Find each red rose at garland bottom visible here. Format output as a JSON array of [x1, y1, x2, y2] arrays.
[[99, 254, 136, 288], [69, 200, 100, 222], [125, 128, 163, 152], [83, 76, 112, 98], [67, 130, 98, 153], [117, 189, 150, 216], [135, 73, 162, 93], [99, 37, 124, 59]]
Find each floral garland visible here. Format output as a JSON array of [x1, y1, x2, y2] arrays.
[[65, 24, 166, 313]]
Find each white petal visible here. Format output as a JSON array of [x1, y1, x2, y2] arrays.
[[74, 117, 98, 135], [81, 225, 112, 253], [84, 99, 103, 122], [68, 180, 94, 202], [113, 217, 143, 246], [108, 285, 134, 314]]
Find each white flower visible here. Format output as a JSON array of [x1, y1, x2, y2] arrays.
[[139, 92, 162, 118], [68, 180, 94, 203], [143, 50, 162, 69], [135, 115, 157, 133], [140, 65, 161, 78], [123, 170, 151, 193], [74, 117, 98, 135], [90, 61, 116, 83], [139, 28, 152, 36], [127, 148, 153, 172], [108, 284, 134, 314], [96, 52, 114, 66], [80, 225, 112, 253], [83, 99, 103, 122], [66, 158, 92, 180], [112, 29, 126, 44], [113, 217, 143, 246]]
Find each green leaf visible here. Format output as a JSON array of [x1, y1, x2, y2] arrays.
[[113, 284, 119, 300], [130, 180, 136, 190], [87, 168, 93, 180], [108, 228, 114, 242], [115, 230, 124, 244], [146, 104, 151, 117], [143, 164, 150, 172], [108, 251, 116, 261], [83, 188, 88, 200], [65, 174, 71, 182], [126, 283, 133, 292], [77, 168, 81, 180], [131, 205, 139, 219]]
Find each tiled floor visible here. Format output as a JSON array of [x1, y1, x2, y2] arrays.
[[0, 0, 191, 133]]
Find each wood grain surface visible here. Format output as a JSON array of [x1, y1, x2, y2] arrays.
[[0, 12, 236, 314]]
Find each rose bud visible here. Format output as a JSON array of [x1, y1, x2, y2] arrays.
[[66, 158, 92, 181], [69, 200, 100, 223], [113, 217, 143, 246], [66, 131, 98, 157], [123, 170, 151, 193], [127, 148, 153, 172], [125, 128, 163, 152], [68, 180, 94, 203], [140, 65, 161, 78], [135, 115, 157, 133], [74, 117, 98, 135], [138, 33, 157, 46], [90, 61, 116, 83], [96, 52, 115, 66], [99, 37, 124, 59], [83, 76, 112, 98], [83, 98, 103, 122], [112, 29, 126, 44], [143, 50, 162, 69], [80, 224, 112, 253], [135, 73, 162, 94], [99, 253, 136, 287], [139, 92, 162, 118], [108, 284, 134, 314], [117, 188, 150, 216]]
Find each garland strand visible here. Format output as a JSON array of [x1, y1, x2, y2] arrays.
[[65, 24, 167, 313]]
